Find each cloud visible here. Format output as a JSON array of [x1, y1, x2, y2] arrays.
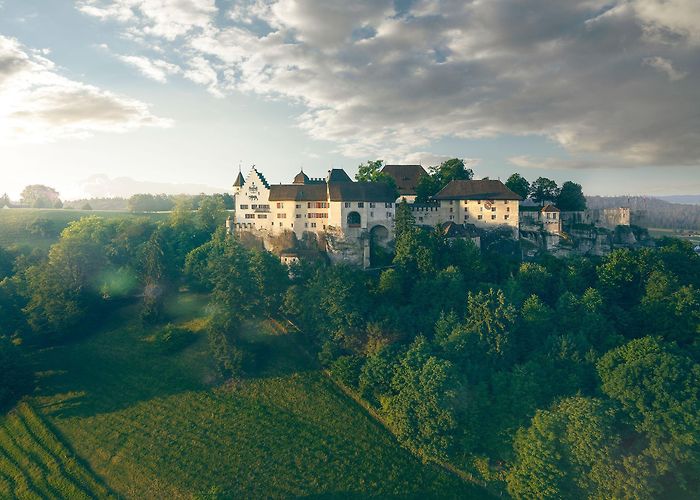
[[116, 54, 181, 82], [631, 0, 700, 44], [399, 152, 480, 170], [508, 155, 626, 170], [643, 56, 688, 81], [0, 35, 171, 143], [78, 0, 700, 167], [183, 55, 220, 95], [77, 0, 217, 39]]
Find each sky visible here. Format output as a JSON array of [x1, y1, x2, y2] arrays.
[[0, 0, 699, 200]]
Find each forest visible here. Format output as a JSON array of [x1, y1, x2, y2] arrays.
[[1, 197, 699, 498]]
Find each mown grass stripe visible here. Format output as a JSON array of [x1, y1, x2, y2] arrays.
[[9, 407, 96, 499], [0, 430, 46, 499], [0, 423, 61, 498], [17, 405, 112, 498]]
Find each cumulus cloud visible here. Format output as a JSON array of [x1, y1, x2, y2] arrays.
[[116, 54, 181, 82], [77, 0, 216, 40], [643, 56, 688, 81], [78, 0, 700, 167], [0, 35, 171, 143]]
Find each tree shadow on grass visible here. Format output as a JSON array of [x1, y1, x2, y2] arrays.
[[31, 309, 317, 420]]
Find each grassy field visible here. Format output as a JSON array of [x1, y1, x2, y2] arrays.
[[0, 402, 113, 499], [648, 227, 700, 245], [0, 209, 168, 250], [27, 293, 486, 498]]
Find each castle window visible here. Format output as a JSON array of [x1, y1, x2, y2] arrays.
[[347, 211, 361, 228], [449, 200, 453, 205], [505, 215, 510, 220], [504, 200, 509, 204], [369, 202, 376, 208], [385, 203, 393, 208], [311, 222, 317, 228], [245, 214, 255, 219], [387, 212, 392, 218], [450, 208, 453, 213], [464, 214, 469, 219], [305, 223, 308, 228], [358, 202, 364, 208], [251, 204, 258, 209], [492, 207, 496, 212], [257, 214, 267, 219], [307, 202, 311, 208], [491, 215, 496, 220], [449, 215, 454, 220], [240, 204, 249, 209], [507, 207, 510, 212], [277, 202, 284, 209], [370, 211, 374, 217], [418, 216, 424, 222], [296, 204, 301, 209], [279, 222, 282, 226], [478, 215, 483, 220], [277, 213, 286, 218], [345, 202, 351, 208], [296, 214, 301, 219]]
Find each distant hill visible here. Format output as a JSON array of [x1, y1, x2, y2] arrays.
[[587, 196, 700, 230], [656, 195, 700, 205], [63, 197, 128, 210]]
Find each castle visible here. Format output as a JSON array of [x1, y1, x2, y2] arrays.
[[227, 165, 522, 267]]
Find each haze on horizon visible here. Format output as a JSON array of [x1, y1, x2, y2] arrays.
[[0, 0, 699, 200]]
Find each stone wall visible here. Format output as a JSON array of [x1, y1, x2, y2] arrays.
[[561, 208, 631, 229]]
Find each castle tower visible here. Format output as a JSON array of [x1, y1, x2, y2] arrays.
[[233, 168, 245, 197]]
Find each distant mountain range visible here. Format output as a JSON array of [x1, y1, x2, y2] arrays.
[[655, 195, 700, 205], [587, 196, 700, 230]]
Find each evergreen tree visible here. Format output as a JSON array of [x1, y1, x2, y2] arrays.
[[530, 177, 560, 206], [505, 173, 530, 200], [556, 181, 586, 211]]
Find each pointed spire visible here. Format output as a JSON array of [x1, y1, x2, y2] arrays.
[[233, 164, 245, 188]]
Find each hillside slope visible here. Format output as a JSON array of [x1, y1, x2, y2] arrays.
[[29, 296, 486, 498], [0, 402, 113, 499]]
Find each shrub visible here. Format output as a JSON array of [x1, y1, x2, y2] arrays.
[[152, 324, 196, 354], [330, 355, 363, 389]]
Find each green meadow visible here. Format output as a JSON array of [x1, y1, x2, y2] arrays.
[[23, 293, 486, 498], [0, 402, 113, 499], [0, 209, 168, 249]]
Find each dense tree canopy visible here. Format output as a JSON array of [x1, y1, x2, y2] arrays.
[[556, 181, 587, 211], [530, 177, 560, 206], [505, 173, 530, 200], [415, 158, 473, 202], [1, 191, 699, 498], [20, 185, 61, 208]]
